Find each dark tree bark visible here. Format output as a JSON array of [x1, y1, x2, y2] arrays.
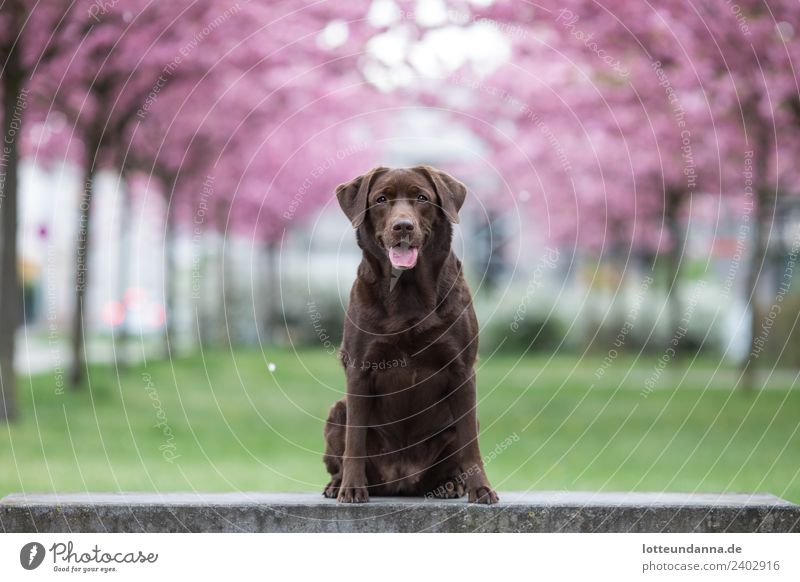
[[68, 130, 102, 389], [163, 187, 178, 358], [0, 33, 24, 422], [262, 240, 279, 344], [741, 126, 774, 393], [664, 189, 686, 354], [113, 178, 130, 369], [214, 198, 229, 347]]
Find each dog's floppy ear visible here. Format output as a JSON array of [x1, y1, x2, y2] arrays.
[[415, 165, 467, 224], [335, 167, 389, 228]]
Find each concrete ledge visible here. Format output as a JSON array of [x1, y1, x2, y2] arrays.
[[2, 492, 798, 533]]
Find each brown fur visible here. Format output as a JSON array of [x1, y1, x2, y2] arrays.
[[323, 166, 498, 504]]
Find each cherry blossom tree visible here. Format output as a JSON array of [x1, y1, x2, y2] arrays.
[[126, 0, 381, 346], [10, 0, 795, 406], [534, 0, 800, 386], [456, 0, 799, 377], [28, 0, 227, 387], [0, 0, 75, 420]]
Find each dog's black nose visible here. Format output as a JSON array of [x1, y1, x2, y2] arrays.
[[392, 219, 415, 232]]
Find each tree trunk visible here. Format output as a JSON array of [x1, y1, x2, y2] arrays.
[[664, 190, 685, 355], [0, 45, 24, 422], [213, 199, 228, 347], [263, 240, 279, 344], [741, 130, 773, 393], [114, 179, 130, 369], [742, 185, 772, 392], [163, 196, 177, 358], [68, 132, 101, 389]]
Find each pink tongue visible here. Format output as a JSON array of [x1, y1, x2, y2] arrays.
[[389, 246, 418, 269]]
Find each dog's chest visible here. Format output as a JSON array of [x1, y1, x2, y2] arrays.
[[370, 362, 454, 433]]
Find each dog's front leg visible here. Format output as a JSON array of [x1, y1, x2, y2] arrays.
[[338, 369, 371, 503], [450, 371, 499, 504]]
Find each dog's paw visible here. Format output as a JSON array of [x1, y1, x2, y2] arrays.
[[323, 479, 341, 499], [337, 484, 369, 503], [431, 478, 466, 499], [468, 485, 499, 505]]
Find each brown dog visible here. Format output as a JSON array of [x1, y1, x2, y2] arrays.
[[322, 166, 498, 504]]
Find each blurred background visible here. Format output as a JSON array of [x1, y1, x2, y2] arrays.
[[1, 1, 798, 501]]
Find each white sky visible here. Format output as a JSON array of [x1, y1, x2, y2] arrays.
[[320, 0, 512, 91]]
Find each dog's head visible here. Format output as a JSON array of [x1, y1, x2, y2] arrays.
[[336, 166, 466, 270]]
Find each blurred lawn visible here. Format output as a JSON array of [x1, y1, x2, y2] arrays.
[[1, 348, 798, 502]]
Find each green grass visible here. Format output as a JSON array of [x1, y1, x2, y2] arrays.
[[2, 349, 799, 502]]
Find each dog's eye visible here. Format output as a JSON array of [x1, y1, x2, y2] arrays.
[[417, 194, 428, 203], [376, 195, 387, 204]]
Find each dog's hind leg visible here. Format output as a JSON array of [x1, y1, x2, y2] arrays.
[[322, 399, 347, 498]]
